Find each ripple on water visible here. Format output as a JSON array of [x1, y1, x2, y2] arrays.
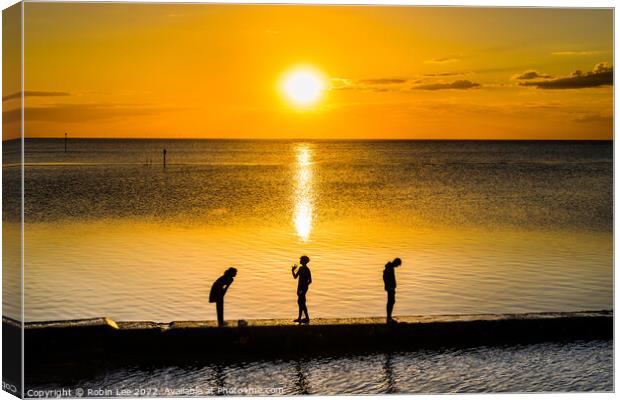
[[9, 141, 612, 322], [27, 340, 613, 394]]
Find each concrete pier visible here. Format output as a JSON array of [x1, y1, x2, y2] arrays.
[[5, 310, 612, 365]]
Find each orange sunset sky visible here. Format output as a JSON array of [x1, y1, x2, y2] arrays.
[[2, 3, 614, 140]]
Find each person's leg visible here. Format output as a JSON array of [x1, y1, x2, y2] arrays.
[[300, 292, 309, 321], [387, 290, 395, 320], [216, 300, 224, 326], [296, 294, 303, 321]]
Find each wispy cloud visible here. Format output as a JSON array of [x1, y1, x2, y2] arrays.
[[474, 66, 531, 75], [329, 78, 353, 90], [573, 113, 613, 124], [519, 62, 612, 89], [551, 51, 601, 56], [424, 57, 461, 64], [3, 103, 166, 124], [330, 77, 408, 92], [512, 70, 553, 80], [413, 80, 480, 91], [331, 75, 482, 92], [423, 72, 462, 77], [357, 78, 407, 85], [2, 90, 71, 102], [520, 102, 562, 110]]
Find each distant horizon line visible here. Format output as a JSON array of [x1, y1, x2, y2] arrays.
[[4, 137, 614, 142]]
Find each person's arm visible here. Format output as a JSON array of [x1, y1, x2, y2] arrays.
[[307, 268, 312, 285], [222, 277, 234, 295], [292, 265, 299, 279]]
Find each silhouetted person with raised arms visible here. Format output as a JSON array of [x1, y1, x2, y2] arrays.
[[209, 267, 237, 326], [292, 255, 312, 324], [383, 258, 401, 324]]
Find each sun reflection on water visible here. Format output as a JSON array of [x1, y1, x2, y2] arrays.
[[294, 144, 313, 241]]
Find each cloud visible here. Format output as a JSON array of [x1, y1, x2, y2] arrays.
[[423, 72, 461, 77], [357, 78, 407, 85], [519, 62, 612, 89], [424, 57, 461, 64], [474, 66, 532, 75], [331, 74, 481, 92], [2, 90, 71, 102], [413, 80, 481, 91], [520, 102, 562, 110], [330, 77, 408, 92], [3, 103, 165, 124], [329, 78, 353, 90], [573, 113, 613, 124], [552, 51, 601, 56], [592, 62, 612, 73], [513, 70, 553, 80]]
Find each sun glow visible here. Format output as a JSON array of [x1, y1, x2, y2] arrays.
[[281, 67, 325, 107], [293, 144, 313, 241]]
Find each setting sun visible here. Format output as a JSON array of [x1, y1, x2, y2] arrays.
[[281, 67, 325, 107]]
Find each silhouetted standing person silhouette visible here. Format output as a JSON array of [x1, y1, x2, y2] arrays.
[[163, 148, 167, 168], [383, 258, 401, 324], [209, 267, 237, 326], [292, 255, 312, 323]]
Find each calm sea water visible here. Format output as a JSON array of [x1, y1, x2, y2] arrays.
[[27, 340, 613, 394], [2, 139, 613, 322]]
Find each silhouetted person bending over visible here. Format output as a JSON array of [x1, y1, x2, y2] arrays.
[[209, 267, 237, 326], [292, 255, 312, 324], [383, 258, 401, 324]]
